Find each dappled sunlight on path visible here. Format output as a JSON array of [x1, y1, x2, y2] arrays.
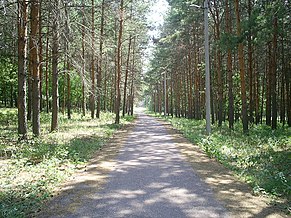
[[80, 114, 228, 218], [41, 112, 228, 218]]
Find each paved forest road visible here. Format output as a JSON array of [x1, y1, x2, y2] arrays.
[[42, 111, 230, 218]]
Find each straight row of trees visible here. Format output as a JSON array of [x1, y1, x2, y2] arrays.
[[0, 0, 150, 139], [145, 0, 291, 133]]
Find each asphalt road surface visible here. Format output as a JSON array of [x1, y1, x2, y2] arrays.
[[51, 111, 229, 218]]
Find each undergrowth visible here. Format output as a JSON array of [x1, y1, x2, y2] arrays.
[[0, 108, 134, 218], [148, 111, 291, 213]]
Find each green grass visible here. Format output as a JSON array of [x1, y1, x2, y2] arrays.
[[147, 111, 291, 210], [0, 108, 135, 218]]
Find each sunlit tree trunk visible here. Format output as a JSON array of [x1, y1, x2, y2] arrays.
[[211, 0, 223, 127], [235, 0, 248, 133]]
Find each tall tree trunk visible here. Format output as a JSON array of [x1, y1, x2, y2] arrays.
[[211, 0, 223, 126], [255, 56, 260, 124], [90, 0, 95, 119], [81, 0, 86, 117], [51, 0, 59, 132], [27, 24, 32, 121], [17, 0, 28, 140], [235, 0, 248, 133], [30, 0, 40, 136], [266, 43, 272, 126], [64, 1, 71, 119], [115, 0, 124, 124], [45, 25, 49, 113], [193, 31, 201, 120], [247, 0, 254, 123], [97, 0, 105, 118], [226, 0, 234, 129], [129, 36, 136, 116], [103, 58, 107, 111], [122, 35, 132, 117], [271, 16, 278, 129], [39, 0, 43, 112], [187, 47, 193, 119], [67, 61, 71, 119], [283, 26, 291, 127]]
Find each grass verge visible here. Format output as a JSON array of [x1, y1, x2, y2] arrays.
[[0, 108, 135, 218], [147, 111, 291, 214]]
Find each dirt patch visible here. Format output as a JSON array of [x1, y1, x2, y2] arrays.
[[34, 123, 135, 218], [158, 119, 289, 218]]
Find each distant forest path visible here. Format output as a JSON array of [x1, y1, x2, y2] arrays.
[[38, 110, 287, 218]]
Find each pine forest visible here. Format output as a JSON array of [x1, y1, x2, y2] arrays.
[[0, 0, 290, 217]]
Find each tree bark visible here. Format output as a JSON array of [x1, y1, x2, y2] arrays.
[[122, 35, 132, 117], [235, 0, 248, 133], [90, 0, 95, 119], [266, 43, 272, 126], [51, 0, 59, 132], [226, 0, 234, 129], [97, 0, 105, 118], [17, 0, 28, 140], [115, 0, 124, 124], [247, 0, 254, 123], [45, 25, 49, 113], [30, 0, 41, 136], [212, 0, 223, 127], [81, 0, 86, 117], [271, 16, 278, 129], [39, 0, 43, 112]]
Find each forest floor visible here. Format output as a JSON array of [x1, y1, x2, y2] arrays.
[[36, 109, 288, 218], [0, 109, 134, 217]]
